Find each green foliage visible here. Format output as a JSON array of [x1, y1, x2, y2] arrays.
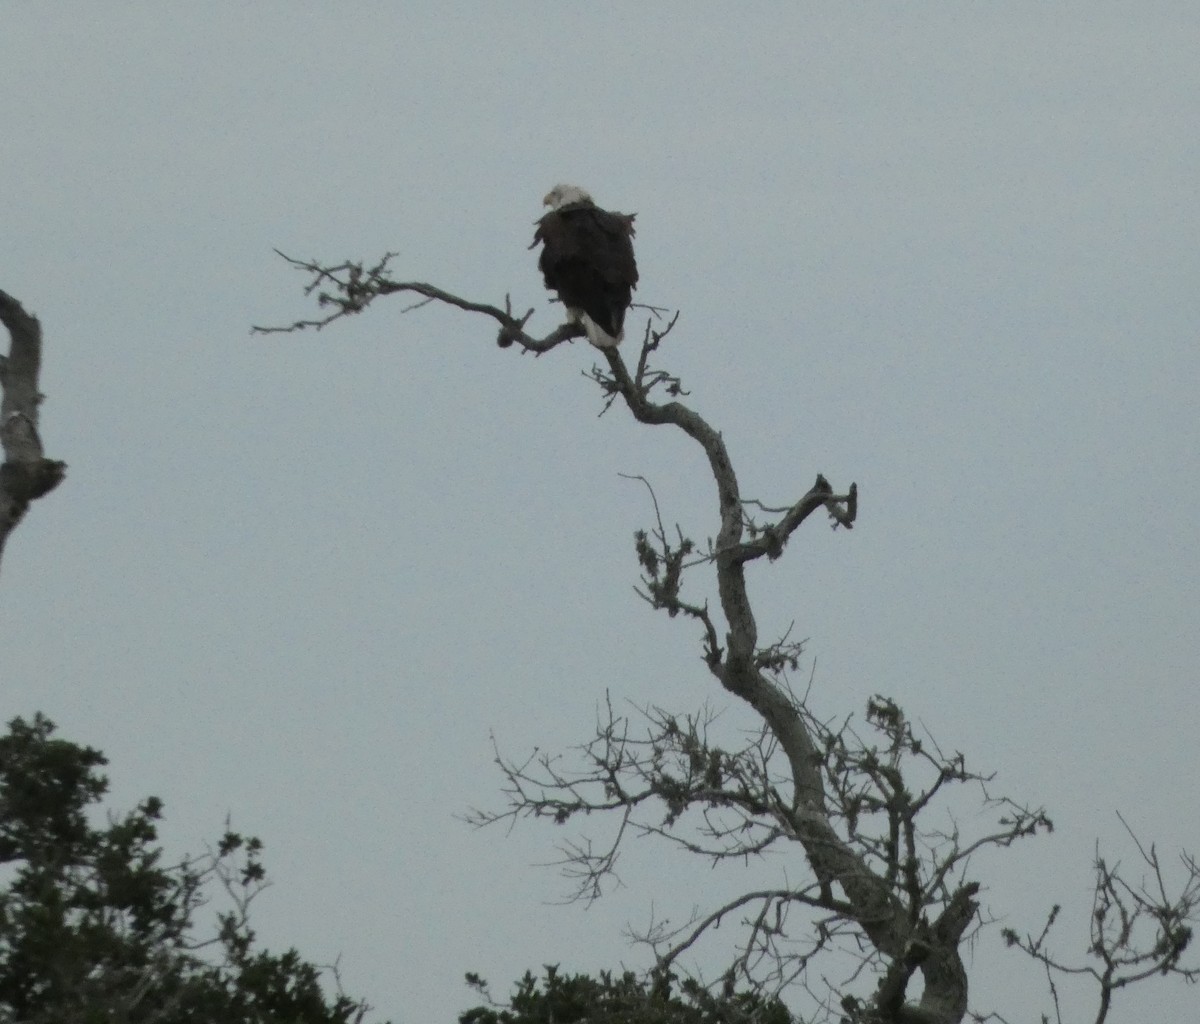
[[0, 713, 384, 1024], [460, 965, 795, 1024]]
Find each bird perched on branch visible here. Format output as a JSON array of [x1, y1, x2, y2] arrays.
[[531, 184, 638, 348]]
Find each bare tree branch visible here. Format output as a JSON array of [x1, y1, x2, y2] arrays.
[[253, 251, 583, 352], [1002, 819, 1200, 1024], [0, 290, 66, 576]]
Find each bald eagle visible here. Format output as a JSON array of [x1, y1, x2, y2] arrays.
[[532, 184, 638, 348]]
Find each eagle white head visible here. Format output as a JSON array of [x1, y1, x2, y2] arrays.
[[543, 184, 593, 211]]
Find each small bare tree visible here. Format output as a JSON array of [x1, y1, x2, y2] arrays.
[[260, 251, 1198, 1023], [0, 290, 66, 577]]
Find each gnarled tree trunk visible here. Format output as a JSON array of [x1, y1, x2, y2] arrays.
[[0, 290, 66, 576]]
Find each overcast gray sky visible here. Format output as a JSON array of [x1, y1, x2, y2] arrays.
[[3, 4, 1198, 1021]]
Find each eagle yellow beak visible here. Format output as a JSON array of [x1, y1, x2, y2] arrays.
[[542, 191, 555, 206]]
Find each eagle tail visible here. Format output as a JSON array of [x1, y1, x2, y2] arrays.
[[580, 312, 623, 349]]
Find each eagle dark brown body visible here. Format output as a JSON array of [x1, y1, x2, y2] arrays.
[[532, 186, 638, 348]]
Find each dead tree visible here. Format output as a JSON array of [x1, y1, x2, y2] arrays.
[[260, 253, 1197, 1023], [0, 290, 66, 576]]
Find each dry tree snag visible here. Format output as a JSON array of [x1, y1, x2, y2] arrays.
[[260, 253, 1192, 1022], [255, 256, 983, 1022], [0, 290, 66, 574]]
